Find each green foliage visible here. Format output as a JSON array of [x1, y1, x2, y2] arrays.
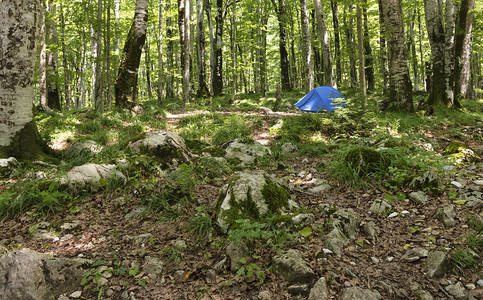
[[261, 177, 292, 212], [185, 207, 213, 244], [194, 156, 232, 181], [212, 115, 253, 146], [236, 256, 266, 284]]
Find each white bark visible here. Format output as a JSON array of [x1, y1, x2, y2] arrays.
[[0, 0, 40, 146], [314, 0, 334, 87], [300, 0, 313, 93]]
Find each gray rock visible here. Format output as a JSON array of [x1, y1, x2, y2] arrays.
[[129, 131, 193, 165], [205, 269, 216, 284], [124, 207, 145, 220], [308, 184, 332, 193], [287, 284, 309, 295], [451, 181, 464, 188], [216, 171, 298, 231], [60, 221, 81, 231], [409, 191, 428, 204], [0, 157, 17, 177], [66, 140, 103, 155], [143, 256, 164, 280], [0, 249, 91, 300], [426, 251, 449, 278], [445, 282, 466, 300], [410, 171, 443, 191], [363, 222, 376, 241], [69, 291, 82, 298], [280, 142, 298, 153], [224, 139, 271, 165], [329, 208, 360, 238], [477, 279, 483, 287], [379, 281, 394, 297], [308, 277, 329, 300], [291, 213, 315, 226], [61, 164, 126, 191], [123, 233, 152, 244], [323, 227, 349, 256], [410, 282, 433, 300], [435, 205, 456, 227], [370, 199, 392, 216], [272, 249, 316, 283], [401, 248, 429, 262], [340, 287, 382, 300], [226, 240, 249, 272], [258, 290, 271, 299]]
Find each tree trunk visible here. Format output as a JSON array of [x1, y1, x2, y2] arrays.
[[166, 0, 174, 98], [378, 0, 389, 95], [363, 3, 374, 91], [453, 0, 475, 104], [196, 0, 209, 97], [93, 0, 104, 112], [115, 0, 149, 109], [424, 0, 446, 106], [213, 0, 225, 96], [314, 0, 334, 87], [381, 0, 414, 112], [0, 0, 48, 160], [106, 0, 112, 110], [60, 3, 70, 110], [157, 0, 165, 102], [357, 4, 366, 107], [330, 1, 341, 88], [300, 0, 313, 93], [273, 0, 291, 91], [144, 38, 153, 99], [345, 5, 357, 89], [204, 0, 215, 95], [444, 0, 456, 105], [231, 0, 237, 102], [179, 0, 191, 103], [46, 1, 61, 110], [408, 10, 419, 90], [39, 1, 47, 107]]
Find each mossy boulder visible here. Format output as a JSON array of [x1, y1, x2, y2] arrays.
[[216, 171, 298, 232], [224, 139, 271, 166], [443, 142, 480, 162], [344, 146, 390, 176], [128, 131, 193, 166]]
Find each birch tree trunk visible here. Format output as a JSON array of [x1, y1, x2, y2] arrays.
[[357, 4, 367, 107], [115, 0, 149, 109], [166, 0, 174, 98], [157, 0, 165, 102], [424, 0, 446, 106], [60, 3, 70, 110], [453, 0, 475, 104], [196, 0, 209, 97], [381, 0, 414, 112], [0, 0, 48, 159], [314, 0, 334, 87], [444, 0, 456, 105], [93, 0, 104, 112], [378, 0, 389, 95], [179, 0, 191, 103], [330, 1, 341, 88], [213, 0, 225, 96], [204, 0, 215, 95], [300, 0, 313, 93]]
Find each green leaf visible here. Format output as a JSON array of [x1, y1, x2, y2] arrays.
[[299, 227, 312, 238], [453, 200, 467, 205], [356, 238, 364, 247], [236, 266, 245, 276], [239, 257, 247, 264], [409, 227, 420, 233]]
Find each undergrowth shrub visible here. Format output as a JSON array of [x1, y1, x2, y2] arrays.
[[212, 115, 252, 146]]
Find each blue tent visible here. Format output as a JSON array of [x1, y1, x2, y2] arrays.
[[294, 86, 346, 112]]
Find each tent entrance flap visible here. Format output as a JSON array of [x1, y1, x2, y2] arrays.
[[294, 86, 346, 112]]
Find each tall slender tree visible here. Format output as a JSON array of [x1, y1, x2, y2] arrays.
[[357, 4, 367, 107], [196, 0, 209, 97], [300, 0, 313, 93], [157, 0, 165, 102], [93, 0, 104, 112], [115, 0, 149, 109], [179, 0, 191, 103], [314, 0, 334, 87], [272, 0, 291, 91], [330, 1, 342, 88]]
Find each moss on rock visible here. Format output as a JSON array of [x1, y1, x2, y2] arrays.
[[262, 177, 291, 212], [8, 121, 51, 161], [443, 142, 480, 162]]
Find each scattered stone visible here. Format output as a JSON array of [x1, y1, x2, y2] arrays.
[[213, 257, 226, 272], [445, 282, 466, 300], [0, 157, 17, 177], [476, 279, 483, 287], [318, 204, 337, 217], [66, 140, 103, 156], [322, 249, 333, 255], [124, 207, 145, 220], [272, 249, 316, 283], [143, 256, 164, 280], [362, 221, 376, 241], [340, 287, 382, 300], [128, 131, 193, 165], [329, 208, 360, 238], [379, 281, 394, 297], [291, 213, 315, 226], [435, 205, 456, 227], [0, 249, 91, 300], [443, 165, 454, 171], [258, 291, 271, 300], [308, 184, 332, 193], [58, 295, 69, 300], [173, 240, 187, 249], [388, 212, 399, 218], [451, 181, 464, 188], [410, 171, 443, 191], [401, 247, 428, 262], [60, 221, 81, 231], [401, 210, 410, 215], [443, 142, 480, 162], [205, 269, 216, 284], [287, 284, 309, 295], [308, 277, 329, 300], [386, 256, 394, 262], [370, 199, 392, 216], [122, 233, 152, 244], [70, 290, 82, 298], [216, 171, 298, 231], [409, 282, 433, 300], [474, 180, 483, 186], [61, 164, 126, 191], [426, 251, 449, 278], [224, 139, 271, 165], [280, 142, 298, 153], [323, 227, 349, 257], [371, 257, 380, 264], [409, 191, 428, 204], [226, 241, 249, 273], [466, 283, 476, 290]]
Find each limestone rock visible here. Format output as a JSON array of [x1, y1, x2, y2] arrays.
[[363, 222, 376, 241], [61, 164, 126, 191], [445, 282, 466, 300], [308, 184, 332, 193], [401, 247, 429, 262], [308, 277, 329, 300], [224, 139, 271, 165], [340, 287, 382, 300], [435, 205, 456, 227], [0, 249, 91, 300], [280, 142, 298, 153], [216, 171, 297, 231], [0, 157, 17, 177], [410, 282, 434, 300], [66, 140, 103, 155], [323, 227, 349, 257], [410, 171, 443, 191], [272, 249, 316, 283], [426, 251, 449, 278], [128, 131, 192, 164], [370, 199, 392, 216], [409, 191, 428, 204], [143, 256, 164, 280], [226, 240, 249, 272], [329, 208, 360, 238]]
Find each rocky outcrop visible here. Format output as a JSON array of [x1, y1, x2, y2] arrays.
[[272, 249, 316, 283], [61, 164, 126, 191]]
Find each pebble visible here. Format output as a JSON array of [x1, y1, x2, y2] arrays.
[[477, 279, 483, 287], [474, 180, 483, 185], [322, 249, 334, 255], [401, 210, 410, 215], [386, 256, 394, 262], [443, 165, 454, 171], [466, 283, 476, 290], [70, 291, 82, 298], [388, 212, 399, 218], [371, 257, 380, 264], [451, 181, 464, 188]]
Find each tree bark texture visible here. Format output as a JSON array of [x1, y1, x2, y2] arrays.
[[378, 0, 389, 95], [363, 3, 374, 91], [345, 5, 357, 89], [382, 0, 414, 112], [330, 1, 341, 88], [453, 0, 475, 103], [300, 0, 313, 93], [115, 0, 148, 109], [157, 0, 165, 102], [60, 3, 70, 110], [314, 0, 334, 87], [196, 0, 209, 97], [444, 0, 456, 105], [275, 0, 291, 91], [213, 0, 226, 96], [0, 0, 42, 149], [204, 0, 215, 95], [179, 0, 191, 103], [93, 0, 104, 112], [166, 0, 174, 98], [357, 4, 367, 107]]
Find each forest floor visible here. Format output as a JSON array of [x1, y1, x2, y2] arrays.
[[0, 96, 482, 299]]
